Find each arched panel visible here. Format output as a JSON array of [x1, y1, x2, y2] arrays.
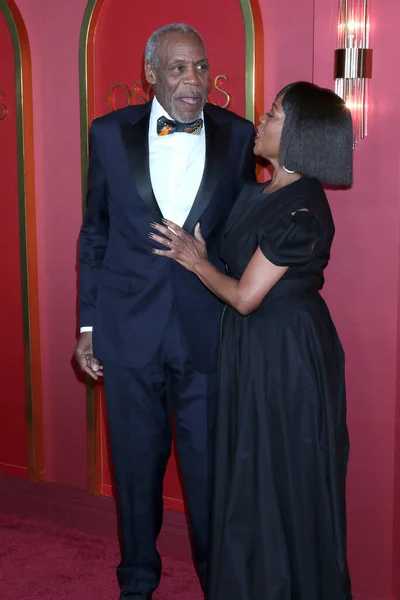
[[0, 0, 43, 481], [79, 0, 263, 505]]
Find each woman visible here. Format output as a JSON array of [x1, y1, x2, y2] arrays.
[[150, 81, 353, 600]]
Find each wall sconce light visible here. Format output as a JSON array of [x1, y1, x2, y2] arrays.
[[334, 0, 373, 145]]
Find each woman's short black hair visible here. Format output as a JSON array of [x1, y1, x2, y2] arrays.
[[277, 81, 353, 186]]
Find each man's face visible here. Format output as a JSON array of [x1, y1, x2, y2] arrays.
[[145, 32, 210, 123]]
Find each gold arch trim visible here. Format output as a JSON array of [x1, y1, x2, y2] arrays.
[[0, 0, 44, 481], [79, 0, 264, 191], [79, 0, 264, 494]]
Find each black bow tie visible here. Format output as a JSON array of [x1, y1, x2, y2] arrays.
[[157, 115, 203, 136]]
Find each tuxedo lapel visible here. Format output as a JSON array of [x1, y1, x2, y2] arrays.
[[120, 106, 163, 223], [183, 110, 231, 233]]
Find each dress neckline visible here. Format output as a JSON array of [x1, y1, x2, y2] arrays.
[[257, 177, 305, 196]]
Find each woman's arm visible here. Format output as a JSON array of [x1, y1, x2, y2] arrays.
[[194, 248, 287, 315], [150, 220, 287, 316]]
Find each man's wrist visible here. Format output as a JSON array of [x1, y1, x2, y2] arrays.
[[80, 326, 93, 333]]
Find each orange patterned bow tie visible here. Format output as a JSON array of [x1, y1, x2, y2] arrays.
[[157, 116, 203, 136]]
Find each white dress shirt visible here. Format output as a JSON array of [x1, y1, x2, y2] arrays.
[[80, 97, 206, 332], [149, 97, 206, 226]]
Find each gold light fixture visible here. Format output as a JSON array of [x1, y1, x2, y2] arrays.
[[335, 0, 372, 145]]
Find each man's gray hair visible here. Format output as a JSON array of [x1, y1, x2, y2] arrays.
[[144, 23, 205, 68]]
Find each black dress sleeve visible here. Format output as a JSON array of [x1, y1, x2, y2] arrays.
[[258, 211, 324, 267]]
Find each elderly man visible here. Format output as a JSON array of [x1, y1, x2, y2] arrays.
[[75, 23, 255, 599]]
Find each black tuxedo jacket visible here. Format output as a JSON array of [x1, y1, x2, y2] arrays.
[[79, 101, 256, 372]]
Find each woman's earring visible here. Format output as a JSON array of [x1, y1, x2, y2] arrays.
[[282, 165, 296, 174]]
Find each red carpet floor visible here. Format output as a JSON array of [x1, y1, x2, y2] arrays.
[[0, 474, 203, 600]]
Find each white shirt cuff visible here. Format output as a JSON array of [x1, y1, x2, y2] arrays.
[[80, 326, 93, 332]]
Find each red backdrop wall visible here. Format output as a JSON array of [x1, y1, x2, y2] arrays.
[[0, 10, 28, 477], [93, 0, 245, 117]]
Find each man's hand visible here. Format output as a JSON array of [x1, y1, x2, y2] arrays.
[[74, 331, 103, 380]]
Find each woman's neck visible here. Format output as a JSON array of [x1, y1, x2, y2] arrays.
[[264, 163, 302, 194]]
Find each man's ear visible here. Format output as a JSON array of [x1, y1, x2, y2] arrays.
[[145, 61, 156, 85]]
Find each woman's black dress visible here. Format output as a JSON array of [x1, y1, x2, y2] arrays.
[[207, 178, 351, 600]]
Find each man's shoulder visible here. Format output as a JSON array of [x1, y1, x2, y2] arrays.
[[91, 103, 151, 130], [204, 103, 254, 130]]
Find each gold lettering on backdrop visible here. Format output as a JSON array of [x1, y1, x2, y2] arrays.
[[106, 76, 232, 111], [131, 81, 145, 105], [107, 82, 155, 109], [131, 81, 154, 105], [0, 91, 7, 120], [213, 75, 231, 109], [107, 83, 132, 111]]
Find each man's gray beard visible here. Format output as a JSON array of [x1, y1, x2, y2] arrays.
[[170, 96, 207, 123]]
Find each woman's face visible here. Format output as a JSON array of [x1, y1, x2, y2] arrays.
[[254, 93, 285, 160]]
